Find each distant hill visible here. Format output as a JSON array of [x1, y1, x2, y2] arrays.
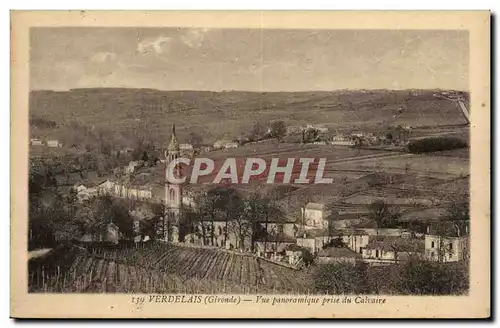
[[29, 88, 470, 148]]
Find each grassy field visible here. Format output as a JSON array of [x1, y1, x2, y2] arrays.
[[28, 242, 313, 294], [30, 88, 470, 147]]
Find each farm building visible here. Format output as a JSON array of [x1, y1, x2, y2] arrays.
[[361, 235, 424, 265], [316, 247, 362, 264]]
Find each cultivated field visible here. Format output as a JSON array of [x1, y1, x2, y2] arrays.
[[30, 88, 470, 147], [28, 242, 312, 294]]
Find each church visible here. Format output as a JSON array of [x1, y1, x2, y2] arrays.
[[163, 124, 183, 243]]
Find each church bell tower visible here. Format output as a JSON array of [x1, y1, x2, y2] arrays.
[[164, 124, 182, 242]]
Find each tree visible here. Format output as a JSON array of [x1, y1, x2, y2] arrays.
[[351, 135, 364, 148], [396, 258, 468, 295], [190, 190, 221, 246], [94, 196, 134, 240], [242, 192, 282, 252], [209, 187, 243, 247], [269, 120, 286, 144], [303, 128, 320, 143], [368, 200, 390, 235], [248, 122, 268, 142], [187, 132, 203, 148]]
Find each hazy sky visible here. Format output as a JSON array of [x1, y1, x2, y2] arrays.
[[30, 28, 469, 91]]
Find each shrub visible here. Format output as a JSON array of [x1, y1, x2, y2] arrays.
[[407, 137, 467, 154], [396, 258, 469, 295], [313, 262, 370, 294]]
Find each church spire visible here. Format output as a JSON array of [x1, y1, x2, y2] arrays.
[[168, 124, 180, 151]]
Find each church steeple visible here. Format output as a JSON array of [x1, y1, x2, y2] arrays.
[[168, 124, 180, 152]]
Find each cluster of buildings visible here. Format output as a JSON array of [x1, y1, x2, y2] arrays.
[[29, 138, 63, 148], [71, 125, 468, 268]]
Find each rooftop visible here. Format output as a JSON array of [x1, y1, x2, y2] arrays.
[[317, 247, 362, 258], [364, 236, 425, 253]]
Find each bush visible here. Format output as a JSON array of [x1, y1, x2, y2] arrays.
[[313, 258, 469, 295], [407, 137, 467, 154], [396, 258, 469, 295], [314, 262, 370, 294]]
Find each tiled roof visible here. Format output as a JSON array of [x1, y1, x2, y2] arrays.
[[364, 236, 424, 252], [317, 247, 361, 258]]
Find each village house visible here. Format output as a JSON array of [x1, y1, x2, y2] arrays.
[[329, 135, 355, 146], [301, 202, 330, 229], [96, 180, 115, 196], [361, 235, 425, 265], [188, 217, 250, 250], [296, 229, 339, 253], [46, 140, 62, 148], [124, 161, 143, 175], [213, 140, 239, 149], [254, 234, 296, 255], [340, 230, 371, 254], [258, 216, 299, 238], [304, 124, 329, 133], [424, 222, 469, 262], [179, 143, 194, 156], [29, 138, 43, 146], [316, 247, 362, 265]]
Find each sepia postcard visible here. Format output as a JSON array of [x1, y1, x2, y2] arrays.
[[11, 11, 490, 318]]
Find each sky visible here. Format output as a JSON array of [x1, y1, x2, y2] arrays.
[[30, 28, 469, 91]]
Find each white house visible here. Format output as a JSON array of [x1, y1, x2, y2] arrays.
[[213, 140, 238, 149], [425, 235, 468, 262], [46, 140, 61, 148], [30, 138, 43, 146], [424, 222, 469, 262], [296, 229, 338, 253], [301, 202, 330, 229], [341, 231, 370, 254]]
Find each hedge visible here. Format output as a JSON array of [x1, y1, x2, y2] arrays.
[[407, 137, 468, 154]]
